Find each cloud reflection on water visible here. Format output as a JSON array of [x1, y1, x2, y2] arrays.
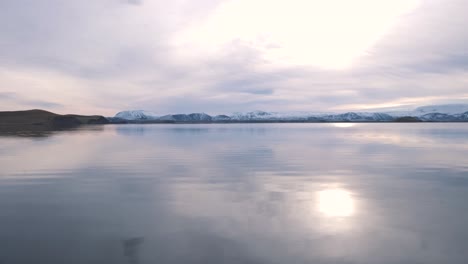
[[1, 124, 468, 263]]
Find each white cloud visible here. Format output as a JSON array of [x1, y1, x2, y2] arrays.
[[0, 0, 467, 115], [174, 0, 421, 69]]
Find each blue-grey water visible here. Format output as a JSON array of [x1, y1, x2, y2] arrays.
[[1, 123, 468, 264]]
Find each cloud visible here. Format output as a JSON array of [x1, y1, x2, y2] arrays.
[[126, 0, 143, 5], [0, 92, 16, 99], [25, 100, 63, 109], [0, 0, 468, 115], [0, 91, 63, 111]]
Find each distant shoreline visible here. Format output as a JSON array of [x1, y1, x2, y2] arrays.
[[1, 109, 467, 134], [108, 121, 467, 124], [112, 106, 468, 123]]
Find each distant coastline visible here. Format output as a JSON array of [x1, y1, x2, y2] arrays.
[[107, 118, 428, 124], [1, 105, 468, 134], [110, 105, 468, 123]]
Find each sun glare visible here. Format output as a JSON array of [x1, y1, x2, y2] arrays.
[[333, 123, 356, 128], [318, 189, 355, 217], [176, 0, 421, 69]]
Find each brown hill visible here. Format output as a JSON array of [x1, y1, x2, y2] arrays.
[[0, 109, 108, 131]]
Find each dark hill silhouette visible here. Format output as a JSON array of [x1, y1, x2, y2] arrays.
[[0, 109, 108, 132]]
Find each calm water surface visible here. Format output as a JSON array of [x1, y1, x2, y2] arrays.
[[1, 123, 468, 264]]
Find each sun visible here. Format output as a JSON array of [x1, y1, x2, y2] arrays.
[[175, 0, 421, 69]]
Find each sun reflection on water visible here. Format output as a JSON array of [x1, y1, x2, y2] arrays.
[[317, 188, 355, 217], [332, 123, 357, 128]]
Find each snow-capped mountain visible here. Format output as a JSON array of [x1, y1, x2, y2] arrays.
[[114, 111, 214, 122], [212, 115, 231, 121], [318, 112, 394, 122], [418, 112, 468, 122], [229, 111, 332, 121], [415, 104, 468, 115], [159, 113, 212, 122], [111, 111, 401, 122], [457, 112, 468, 120], [115, 110, 160, 120], [113, 104, 468, 123], [386, 104, 468, 117]]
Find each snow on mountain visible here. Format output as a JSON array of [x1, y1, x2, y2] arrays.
[[419, 113, 459, 122], [113, 104, 468, 122], [212, 115, 231, 121], [386, 104, 468, 117], [228, 111, 394, 122], [159, 113, 212, 122], [229, 111, 274, 121], [115, 110, 160, 120], [419, 112, 468, 122], [229, 111, 331, 121], [414, 104, 468, 115], [229, 111, 298, 121], [456, 112, 468, 120], [188, 113, 213, 121], [320, 112, 394, 122]]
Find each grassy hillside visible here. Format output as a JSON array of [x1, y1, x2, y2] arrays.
[[0, 109, 58, 124], [0, 109, 108, 131]]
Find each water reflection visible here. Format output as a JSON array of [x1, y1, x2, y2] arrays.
[[0, 125, 105, 138], [332, 123, 357, 128], [0, 124, 468, 263], [317, 188, 355, 217], [123, 237, 144, 264]]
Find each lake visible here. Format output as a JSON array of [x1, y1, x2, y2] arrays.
[[1, 123, 468, 264]]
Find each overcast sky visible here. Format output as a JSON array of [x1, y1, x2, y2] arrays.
[[1, 0, 468, 115]]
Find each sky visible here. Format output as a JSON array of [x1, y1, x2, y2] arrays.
[[1, 0, 468, 116]]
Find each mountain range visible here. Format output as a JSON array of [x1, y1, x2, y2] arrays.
[[111, 104, 468, 123], [1, 104, 467, 133]]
